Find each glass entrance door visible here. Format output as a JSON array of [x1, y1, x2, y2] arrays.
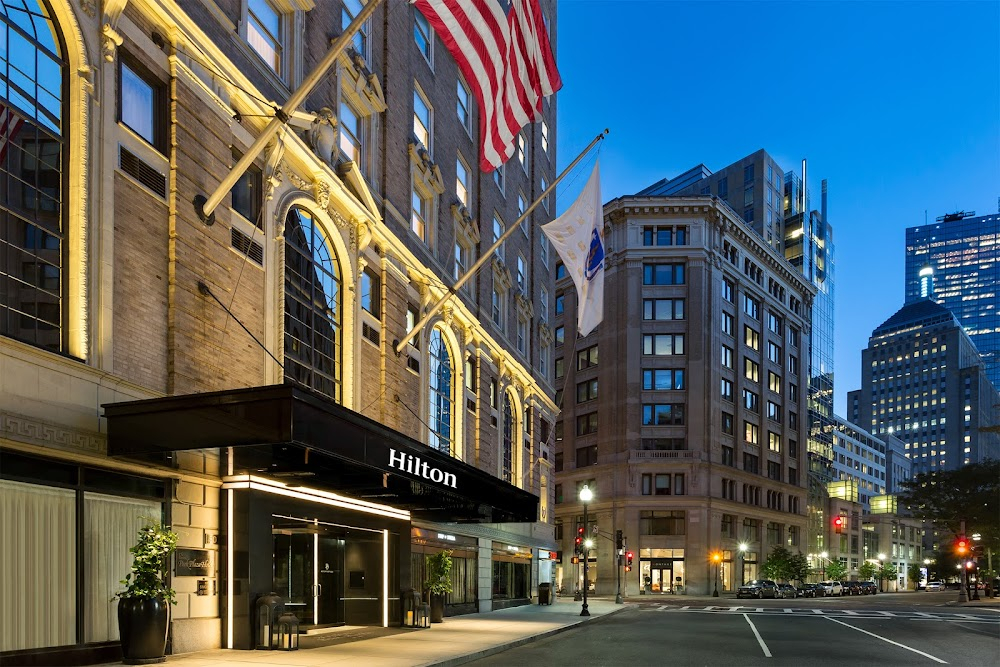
[[273, 520, 346, 628]]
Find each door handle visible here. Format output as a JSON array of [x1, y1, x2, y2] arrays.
[[315, 583, 322, 597]]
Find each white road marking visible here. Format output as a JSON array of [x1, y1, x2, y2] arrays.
[[824, 616, 948, 664], [743, 613, 772, 658]]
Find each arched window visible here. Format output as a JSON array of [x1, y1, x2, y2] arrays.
[[427, 327, 453, 455], [284, 207, 342, 402], [1, 0, 66, 353], [501, 393, 514, 482]]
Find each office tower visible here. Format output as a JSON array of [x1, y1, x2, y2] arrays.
[[1, 0, 559, 660], [905, 212, 1000, 391], [852, 299, 1000, 476], [552, 194, 813, 597]]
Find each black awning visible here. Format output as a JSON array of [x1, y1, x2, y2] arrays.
[[103, 384, 537, 523]]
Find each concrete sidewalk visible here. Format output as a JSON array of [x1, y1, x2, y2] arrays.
[[115, 598, 627, 667]]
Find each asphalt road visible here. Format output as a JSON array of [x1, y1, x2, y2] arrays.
[[465, 592, 1000, 666]]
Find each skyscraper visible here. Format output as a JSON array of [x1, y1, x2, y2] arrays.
[[850, 299, 1000, 475], [905, 212, 1000, 390]]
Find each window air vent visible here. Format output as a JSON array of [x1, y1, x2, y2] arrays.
[[362, 321, 380, 346], [119, 146, 166, 198], [407, 355, 420, 373], [231, 227, 264, 266]]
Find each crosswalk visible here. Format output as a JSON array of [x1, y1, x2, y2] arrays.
[[639, 604, 1000, 622]]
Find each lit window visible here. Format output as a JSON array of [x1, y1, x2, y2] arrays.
[[411, 189, 428, 240], [413, 86, 431, 153], [248, 0, 282, 73], [428, 328, 454, 455], [456, 156, 470, 207], [338, 100, 362, 163]]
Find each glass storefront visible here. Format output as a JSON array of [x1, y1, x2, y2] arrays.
[[410, 528, 478, 612], [492, 545, 531, 601], [639, 548, 685, 593]]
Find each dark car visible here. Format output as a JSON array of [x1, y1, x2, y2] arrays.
[[842, 580, 863, 595], [777, 583, 798, 599], [859, 581, 878, 595], [737, 579, 779, 599], [798, 583, 822, 598]]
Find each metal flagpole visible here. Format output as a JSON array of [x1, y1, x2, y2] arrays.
[[394, 128, 609, 354], [194, 0, 386, 225]]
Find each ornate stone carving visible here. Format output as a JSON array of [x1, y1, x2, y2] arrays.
[[263, 139, 286, 201], [79, 0, 97, 17], [356, 219, 372, 254], [3, 413, 105, 455], [441, 305, 454, 327], [313, 178, 331, 210], [101, 23, 123, 62], [306, 107, 337, 166]]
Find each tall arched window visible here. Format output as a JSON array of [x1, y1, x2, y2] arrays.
[[501, 393, 514, 482], [284, 207, 342, 402], [1, 0, 66, 353], [427, 327, 453, 455]]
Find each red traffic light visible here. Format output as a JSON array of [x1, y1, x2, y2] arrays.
[[956, 538, 969, 555], [577, 525, 585, 536], [625, 551, 634, 566], [833, 516, 844, 533]]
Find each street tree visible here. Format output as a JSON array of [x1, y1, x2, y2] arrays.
[[898, 459, 1000, 547], [878, 562, 898, 587], [824, 559, 848, 581], [760, 546, 794, 581], [788, 552, 811, 583], [907, 562, 923, 589], [858, 561, 877, 581]]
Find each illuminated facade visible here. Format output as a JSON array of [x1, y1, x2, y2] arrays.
[[1, 0, 559, 662], [905, 213, 1000, 391], [552, 195, 813, 597], [850, 299, 1000, 475]]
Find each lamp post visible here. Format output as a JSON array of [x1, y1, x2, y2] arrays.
[[877, 553, 886, 592], [711, 551, 722, 597], [579, 484, 593, 617], [820, 551, 828, 580], [738, 543, 748, 586]]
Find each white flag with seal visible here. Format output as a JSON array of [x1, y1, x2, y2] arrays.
[[542, 161, 605, 336]]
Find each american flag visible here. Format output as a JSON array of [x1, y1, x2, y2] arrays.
[[1, 104, 25, 163], [413, 0, 562, 172]]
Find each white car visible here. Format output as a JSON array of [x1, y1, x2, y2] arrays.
[[818, 580, 843, 596], [925, 581, 945, 591]]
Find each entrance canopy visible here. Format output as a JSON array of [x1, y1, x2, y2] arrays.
[[103, 384, 538, 523]]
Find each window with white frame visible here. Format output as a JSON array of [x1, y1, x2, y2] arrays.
[[493, 214, 505, 260], [540, 234, 549, 266], [539, 342, 550, 377], [411, 189, 429, 241], [541, 120, 549, 154], [414, 8, 432, 65], [247, 0, 283, 73], [541, 177, 549, 211], [539, 287, 549, 322], [457, 78, 471, 134], [456, 155, 470, 207], [413, 85, 431, 153], [501, 394, 515, 482], [492, 282, 505, 329], [516, 316, 528, 356], [494, 162, 504, 193], [517, 133, 526, 170], [342, 0, 369, 61], [454, 240, 468, 281], [338, 99, 362, 165], [516, 255, 526, 291], [518, 192, 527, 234]]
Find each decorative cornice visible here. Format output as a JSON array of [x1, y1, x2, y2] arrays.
[[2, 413, 105, 455], [408, 140, 445, 195], [492, 256, 512, 290], [451, 202, 480, 244]]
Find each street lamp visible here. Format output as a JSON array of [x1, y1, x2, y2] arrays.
[[711, 551, 722, 597], [820, 551, 828, 580], [738, 543, 748, 586], [579, 484, 593, 617], [877, 553, 886, 592]]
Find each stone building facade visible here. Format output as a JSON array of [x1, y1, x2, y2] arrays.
[[1, 0, 559, 662], [551, 196, 814, 597]]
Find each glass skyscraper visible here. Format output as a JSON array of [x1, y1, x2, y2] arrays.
[[905, 213, 1000, 390]]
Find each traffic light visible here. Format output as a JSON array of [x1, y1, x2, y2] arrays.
[[833, 516, 845, 534], [615, 529, 623, 550], [571, 556, 580, 564], [956, 537, 969, 556], [575, 524, 584, 553], [626, 551, 634, 567], [624, 565, 632, 572]]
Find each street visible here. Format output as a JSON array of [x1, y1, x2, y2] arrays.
[[465, 593, 1000, 666]]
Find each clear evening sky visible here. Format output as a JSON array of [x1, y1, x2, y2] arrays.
[[554, 0, 1000, 416]]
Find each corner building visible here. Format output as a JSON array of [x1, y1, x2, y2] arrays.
[[552, 196, 813, 596], [1, 0, 560, 663]]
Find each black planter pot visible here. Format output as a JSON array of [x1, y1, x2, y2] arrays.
[[118, 596, 169, 664], [429, 594, 445, 623]]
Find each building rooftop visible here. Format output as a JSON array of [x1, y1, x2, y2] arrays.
[[873, 298, 958, 336]]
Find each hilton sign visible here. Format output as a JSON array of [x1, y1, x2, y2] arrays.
[[388, 448, 458, 489]]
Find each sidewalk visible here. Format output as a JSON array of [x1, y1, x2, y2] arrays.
[[118, 598, 627, 667]]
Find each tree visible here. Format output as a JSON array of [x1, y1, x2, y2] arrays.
[[824, 559, 848, 581], [898, 459, 1000, 549], [907, 562, 923, 589], [760, 546, 793, 581], [878, 562, 898, 588], [858, 561, 877, 581], [788, 552, 811, 583]]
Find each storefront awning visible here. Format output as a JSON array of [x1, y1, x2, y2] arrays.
[[103, 384, 538, 523]]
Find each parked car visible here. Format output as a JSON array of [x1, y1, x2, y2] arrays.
[[859, 581, 878, 595], [842, 581, 864, 596], [776, 583, 798, 599], [798, 583, 823, 598], [818, 580, 843, 596], [737, 579, 779, 599], [925, 580, 945, 591]]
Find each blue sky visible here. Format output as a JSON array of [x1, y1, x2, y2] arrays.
[[554, 0, 1000, 416]]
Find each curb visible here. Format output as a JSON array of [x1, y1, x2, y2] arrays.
[[423, 605, 632, 667]]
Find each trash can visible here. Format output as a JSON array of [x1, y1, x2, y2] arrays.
[[538, 582, 552, 605]]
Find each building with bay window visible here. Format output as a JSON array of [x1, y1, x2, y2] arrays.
[[1, 0, 559, 663]]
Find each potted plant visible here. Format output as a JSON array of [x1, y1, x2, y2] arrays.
[[117, 519, 178, 664], [424, 550, 453, 623]]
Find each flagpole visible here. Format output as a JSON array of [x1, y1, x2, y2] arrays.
[[395, 128, 609, 354], [195, 0, 386, 225]]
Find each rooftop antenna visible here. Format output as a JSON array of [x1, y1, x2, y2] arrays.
[[935, 211, 976, 222]]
